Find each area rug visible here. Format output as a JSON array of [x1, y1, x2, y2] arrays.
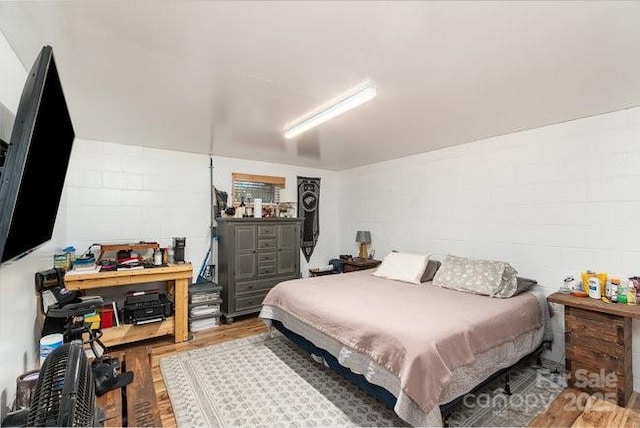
[[160, 332, 564, 427]]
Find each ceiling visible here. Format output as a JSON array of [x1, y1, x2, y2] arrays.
[[1, 1, 640, 171]]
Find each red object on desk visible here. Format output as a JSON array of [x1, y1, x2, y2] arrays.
[[101, 306, 114, 329]]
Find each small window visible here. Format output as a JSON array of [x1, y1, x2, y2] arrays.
[[232, 173, 285, 206]]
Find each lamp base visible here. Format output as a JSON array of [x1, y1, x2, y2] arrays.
[[359, 243, 368, 259]]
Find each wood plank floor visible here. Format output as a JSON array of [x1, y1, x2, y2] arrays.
[[530, 388, 640, 427], [111, 315, 268, 427], [115, 316, 640, 427]]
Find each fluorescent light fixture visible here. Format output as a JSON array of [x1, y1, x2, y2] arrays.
[[284, 81, 377, 139]]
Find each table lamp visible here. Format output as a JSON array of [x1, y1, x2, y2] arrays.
[[278, 188, 297, 217], [355, 231, 371, 259]]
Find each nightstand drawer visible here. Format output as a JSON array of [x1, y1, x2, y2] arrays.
[[258, 239, 276, 250], [258, 252, 276, 263]]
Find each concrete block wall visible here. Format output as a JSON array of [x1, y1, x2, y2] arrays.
[[339, 106, 640, 388], [64, 142, 341, 279]]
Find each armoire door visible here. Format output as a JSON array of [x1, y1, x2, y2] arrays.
[[234, 225, 256, 280], [277, 224, 298, 275]]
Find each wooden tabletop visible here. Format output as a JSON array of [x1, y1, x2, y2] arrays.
[[547, 292, 640, 319], [342, 258, 381, 267], [64, 263, 193, 290]]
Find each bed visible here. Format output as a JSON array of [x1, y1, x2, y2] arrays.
[[259, 269, 552, 426]]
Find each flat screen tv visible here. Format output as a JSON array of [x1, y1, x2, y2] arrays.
[[0, 45, 75, 266]]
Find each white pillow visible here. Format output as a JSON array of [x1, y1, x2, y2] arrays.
[[372, 252, 430, 284]]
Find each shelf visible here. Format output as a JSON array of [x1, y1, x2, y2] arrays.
[[189, 312, 221, 321], [99, 317, 175, 347], [189, 299, 222, 308]]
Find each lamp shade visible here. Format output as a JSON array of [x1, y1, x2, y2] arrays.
[[355, 230, 371, 244], [278, 188, 296, 203]]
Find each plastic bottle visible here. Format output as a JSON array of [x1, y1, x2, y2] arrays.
[[239, 197, 246, 217], [588, 277, 601, 299], [610, 279, 619, 303], [168, 247, 175, 264], [627, 280, 637, 305], [617, 278, 628, 304]]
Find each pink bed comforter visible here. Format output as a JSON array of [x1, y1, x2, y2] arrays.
[[262, 270, 542, 413]]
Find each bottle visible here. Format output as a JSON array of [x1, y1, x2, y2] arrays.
[[627, 280, 637, 305], [246, 196, 253, 216], [239, 196, 246, 217], [153, 249, 162, 266], [610, 278, 619, 302], [168, 247, 175, 264], [617, 278, 628, 304], [588, 277, 601, 299]]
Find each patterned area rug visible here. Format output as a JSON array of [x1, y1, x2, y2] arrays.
[[160, 332, 564, 427]]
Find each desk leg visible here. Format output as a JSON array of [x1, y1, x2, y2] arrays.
[[173, 278, 189, 343]]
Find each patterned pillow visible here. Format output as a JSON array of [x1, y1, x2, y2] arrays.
[[432, 254, 518, 297]]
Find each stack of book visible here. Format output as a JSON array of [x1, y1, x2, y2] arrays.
[[188, 281, 222, 332], [66, 253, 101, 275], [116, 256, 144, 271]]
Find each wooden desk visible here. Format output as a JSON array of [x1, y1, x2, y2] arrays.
[[64, 264, 192, 347], [547, 293, 640, 406]]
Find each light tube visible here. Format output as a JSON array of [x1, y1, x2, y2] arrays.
[[284, 81, 377, 139]]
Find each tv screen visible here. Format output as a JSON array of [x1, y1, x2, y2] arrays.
[[0, 46, 75, 266]]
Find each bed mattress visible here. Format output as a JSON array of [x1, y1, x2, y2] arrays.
[[259, 270, 550, 426]]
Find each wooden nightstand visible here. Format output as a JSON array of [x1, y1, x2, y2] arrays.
[[309, 268, 337, 277], [547, 292, 640, 407], [342, 258, 381, 273]]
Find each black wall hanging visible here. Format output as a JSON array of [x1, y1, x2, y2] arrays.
[[297, 176, 320, 262]]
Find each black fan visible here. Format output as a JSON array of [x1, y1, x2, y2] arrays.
[[27, 340, 96, 427]]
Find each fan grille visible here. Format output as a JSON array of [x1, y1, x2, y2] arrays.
[[27, 341, 95, 427]]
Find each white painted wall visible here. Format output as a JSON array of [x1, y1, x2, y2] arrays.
[[210, 155, 341, 275], [339, 106, 640, 388], [64, 139, 211, 277], [0, 31, 69, 418], [64, 142, 340, 279]]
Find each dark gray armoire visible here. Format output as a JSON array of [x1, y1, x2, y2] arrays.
[[217, 217, 303, 323]]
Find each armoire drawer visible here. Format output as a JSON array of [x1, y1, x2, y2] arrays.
[[235, 291, 269, 311], [235, 278, 281, 295], [258, 225, 276, 237], [258, 238, 276, 250], [257, 252, 276, 263], [258, 264, 276, 277]]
